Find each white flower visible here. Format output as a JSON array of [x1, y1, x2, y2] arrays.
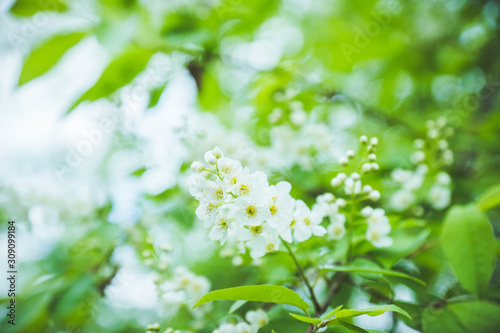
[[364, 208, 392, 247], [234, 196, 271, 227], [428, 185, 451, 210], [188, 174, 209, 200], [195, 201, 219, 223], [292, 200, 326, 242], [218, 158, 242, 182], [366, 227, 393, 248], [245, 309, 269, 328], [265, 181, 295, 229], [361, 206, 373, 217], [391, 168, 412, 183], [235, 169, 269, 197], [411, 151, 425, 164], [290, 108, 307, 126], [247, 229, 280, 259], [390, 190, 415, 211], [236, 322, 257, 333], [327, 213, 346, 240], [213, 323, 237, 333], [208, 206, 237, 245], [436, 172, 451, 185], [366, 208, 390, 229]]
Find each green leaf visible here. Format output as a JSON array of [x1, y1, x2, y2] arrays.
[[289, 313, 321, 325], [422, 307, 467, 333], [338, 321, 370, 333], [228, 300, 247, 314], [10, 0, 67, 16], [330, 304, 411, 322], [328, 326, 351, 333], [477, 184, 500, 211], [448, 301, 500, 332], [193, 285, 309, 313], [147, 83, 168, 108], [68, 47, 155, 113], [322, 266, 425, 285], [321, 305, 343, 320], [18, 32, 86, 85], [441, 204, 496, 296]]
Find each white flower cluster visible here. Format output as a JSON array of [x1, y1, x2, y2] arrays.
[[390, 117, 453, 212], [157, 267, 211, 315], [213, 309, 268, 333], [188, 147, 326, 259], [325, 136, 392, 248]]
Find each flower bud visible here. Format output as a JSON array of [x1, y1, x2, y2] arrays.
[[363, 185, 373, 193], [413, 139, 424, 149], [351, 172, 360, 180], [370, 137, 379, 146], [191, 161, 205, 173], [368, 153, 377, 161], [211, 146, 223, 159], [336, 198, 347, 207], [369, 190, 381, 201], [371, 163, 380, 171], [362, 163, 372, 173], [346, 150, 355, 159], [337, 173, 347, 181], [331, 177, 342, 187], [360, 135, 368, 144], [338, 156, 349, 166]]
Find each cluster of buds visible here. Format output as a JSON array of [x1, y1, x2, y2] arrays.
[[390, 117, 453, 213], [336, 136, 380, 173], [316, 137, 392, 248], [411, 117, 454, 166]]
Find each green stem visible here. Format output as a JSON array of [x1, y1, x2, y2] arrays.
[[280, 237, 321, 315]]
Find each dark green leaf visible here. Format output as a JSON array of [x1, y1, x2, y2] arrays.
[[441, 204, 496, 296], [448, 301, 500, 332]]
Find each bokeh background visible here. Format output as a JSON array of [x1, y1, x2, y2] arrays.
[[1, 0, 500, 332]]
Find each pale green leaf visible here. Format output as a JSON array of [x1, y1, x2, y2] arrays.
[[321, 305, 343, 320], [10, 0, 67, 16], [322, 266, 425, 285], [193, 285, 309, 312], [477, 184, 500, 211], [441, 204, 496, 296], [289, 313, 321, 324], [19, 32, 86, 85], [331, 304, 411, 322], [68, 47, 155, 113], [228, 300, 247, 314]]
